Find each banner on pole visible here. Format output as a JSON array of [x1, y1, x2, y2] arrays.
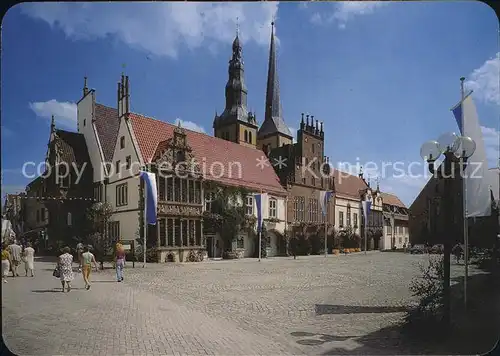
[[139, 171, 158, 225]]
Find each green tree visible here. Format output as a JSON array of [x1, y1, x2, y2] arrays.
[[203, 185, 253, 256], [85, 202, 114, 269]]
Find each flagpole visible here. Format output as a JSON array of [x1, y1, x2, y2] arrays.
[[364, 201, 367, 255], [258, 189, 263, 262], [143, 168, 147, 268], [324, 195, 328, 257], [461, 76, 469, 308]]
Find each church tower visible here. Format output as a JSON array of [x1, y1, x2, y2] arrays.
[[257, 22, 293, 154], [213, 27, 258, 148]]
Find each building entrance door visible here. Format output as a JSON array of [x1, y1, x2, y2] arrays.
[[206, 235, 215, 258]]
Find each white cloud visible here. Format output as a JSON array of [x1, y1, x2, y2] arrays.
[[465, 53, 500, 106], [303, 1, 388, 28], [174, 118, 206, 134], [481, 125, 500, 167], [20, 2, 278, 58], [29, 99, 77, 130]]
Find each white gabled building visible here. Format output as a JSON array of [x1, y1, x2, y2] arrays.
[[76, 76, 288, 261]]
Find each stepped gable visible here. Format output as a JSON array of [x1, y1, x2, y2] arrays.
[[331, 169, 369, 199], [94, 104, 120, 164], [54, 129, 91, 167], [379, 192, 406, 208], [128, 113, 287, 195]]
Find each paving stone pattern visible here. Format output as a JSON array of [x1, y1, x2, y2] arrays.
[[2, 252, 471, 355]]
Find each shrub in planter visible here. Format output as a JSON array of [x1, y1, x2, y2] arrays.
[[403, 256, 445, 339], [222, 250, 238, 259], [136, 247, 158, 263]]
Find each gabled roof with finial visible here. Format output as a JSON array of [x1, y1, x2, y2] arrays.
[[258, 21, 292, 139]]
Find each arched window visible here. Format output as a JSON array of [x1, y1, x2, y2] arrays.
[[346, 204, 351, 226], [244, 130, 248, 142], [248, 131, 253, 144]]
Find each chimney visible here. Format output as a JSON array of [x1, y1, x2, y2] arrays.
[[306, 114, 310, 128], [300, 113, 305, 130], [125, 76, 130, 114], [117, 81, 123, 118], [83, 76, 89, 97], [315, 118, 319, 135]]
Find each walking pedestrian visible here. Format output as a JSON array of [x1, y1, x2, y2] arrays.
[[290, 238, 297, 260], [1, 243, 11, 283], [23, 242, 35, 277], [58, 246, 74, 292], [76, 242, 84, 272], [115, 243, 125, 282], [81, 245, 98, 290], [8, 240, 22, 277]]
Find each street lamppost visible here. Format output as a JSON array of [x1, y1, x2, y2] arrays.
[[420, 132, 476, 323]]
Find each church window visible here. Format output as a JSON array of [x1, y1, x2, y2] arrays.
[[120, 136, 125, 149], [159, 219, 166, 246], [166, 177, 173, 201], [194, 181, 201, 204], [180, 179, 188, 202], [248, 131, 253, 144], [173, 178, 180, 201], [182, 220, 188, 246], [159, 177, 166, 200], [244, 130, 248, 142], [167, 219, 174, 246], [174, 219, 181, 246], [116, 183, 128, 206], [246, 196, 254, 215], [205, 190, 214, 212], [269, 198, 277, 218]]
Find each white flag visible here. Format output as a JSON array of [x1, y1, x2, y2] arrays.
[[452, 94, 491, 217]]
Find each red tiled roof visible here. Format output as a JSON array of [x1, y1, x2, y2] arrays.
[[380, 192, 406, 208], [332, 169, 368, 199], [94, 104, 120, 164], [128, 113, 287, 196]]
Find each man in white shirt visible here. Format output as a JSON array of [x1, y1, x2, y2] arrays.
[[8, 240, 22, 277]]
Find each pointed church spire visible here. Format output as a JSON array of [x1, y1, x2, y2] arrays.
[[258, 21, 292, 139], [50, 115, 56, 133], [213, 21, 257, 131]]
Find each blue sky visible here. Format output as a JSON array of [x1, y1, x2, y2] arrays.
[[1, 1, 499, 206]]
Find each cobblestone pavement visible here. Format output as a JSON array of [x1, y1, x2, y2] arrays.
[[2, 252, 477, 355]]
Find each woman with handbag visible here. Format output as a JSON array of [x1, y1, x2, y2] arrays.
[[58, 246, 74, 292], [1, 243, 11, 283]]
